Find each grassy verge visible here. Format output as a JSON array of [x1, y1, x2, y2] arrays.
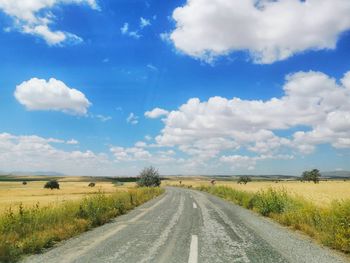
[[196, 185, 350, 254], [0, 187, 164, 262]]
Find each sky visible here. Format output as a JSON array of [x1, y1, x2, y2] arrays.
[[0, 0, 350, 176]]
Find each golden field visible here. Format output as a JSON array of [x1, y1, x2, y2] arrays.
[[164, 179, 350, 206], [0, 177, 136, 212]]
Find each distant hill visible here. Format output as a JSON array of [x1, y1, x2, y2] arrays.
[[9, 171, 65, 176], [321, 171, 350, 178]]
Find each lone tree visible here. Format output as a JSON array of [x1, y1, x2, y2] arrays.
[[237, 176, 252, 184], [44, 180, 60, 190], [301, 169, 321, 184], [137, 166, 161, 187]]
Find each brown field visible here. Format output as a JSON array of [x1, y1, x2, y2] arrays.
[[164, 178, 350, 206], [0, 177, 136, 212]]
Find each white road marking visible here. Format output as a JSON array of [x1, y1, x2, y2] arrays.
[[193, 202, 197, 209], [188, 235, 198, 263]]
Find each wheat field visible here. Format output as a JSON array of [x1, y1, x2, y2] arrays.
[[0, 179, 136, 212], [164, 179, 350, 206]]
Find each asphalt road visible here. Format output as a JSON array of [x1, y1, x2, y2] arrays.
[[23, 187, 348, 263]]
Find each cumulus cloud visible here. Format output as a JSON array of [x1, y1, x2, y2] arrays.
[[14, 78, 91, 115], [220, 154, 294, 171], [0, 0, 98, 45], [110, 146, 151, 161], [151, 70, 350, 169], [169, 0, 350, 64], [0, 133, 109, 175], [145, 108, 169, 119]]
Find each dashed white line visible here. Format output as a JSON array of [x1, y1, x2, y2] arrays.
[[193, 202, 197, 209], [188, 235, 198, 263]]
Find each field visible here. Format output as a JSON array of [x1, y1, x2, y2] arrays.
[[164, 178, 350, 206], [0, 176, 136, 212]]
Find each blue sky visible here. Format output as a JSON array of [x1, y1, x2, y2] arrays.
[[0, 0, 350, 176]]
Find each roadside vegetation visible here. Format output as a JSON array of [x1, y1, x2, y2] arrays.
[[0, 187, 164, 262], [196, 185, 350, 254]]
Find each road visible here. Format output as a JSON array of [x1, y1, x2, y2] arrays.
[[23, 187, 348, 263]]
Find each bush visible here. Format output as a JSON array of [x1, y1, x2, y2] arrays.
[[88, 182, 95, 187], [22, 181, 27, 185], [137, 166, 161, 187], [44, 180, 60, 190]]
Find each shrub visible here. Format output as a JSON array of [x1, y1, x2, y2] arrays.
[[22, 181, 27, 185], [44, 180, 60, 190], [88, 182, 95, 187], [137, 166, 161, 187]]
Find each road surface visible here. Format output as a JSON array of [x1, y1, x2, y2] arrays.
[[23, 187, 348, 263]]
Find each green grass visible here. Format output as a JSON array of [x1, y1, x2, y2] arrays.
[[197, 185, 350, 254], [0, 187, 164, 262]]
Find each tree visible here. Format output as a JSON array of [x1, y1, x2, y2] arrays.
[[301, 169, 321, 183], [137, 166, 161, 187], [301, 171, 310, 182], [237, 176, 252, 184], [44, 180, 60, 190], [310, 169, 321, 184]]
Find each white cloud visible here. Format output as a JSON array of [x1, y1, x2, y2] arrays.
[[120, 22, 141, 39], [127, 112, 139, 125], [0, 0, 98, 45], [169, 0, 350, 64], [145, 108, 169, 119], [135, 141, 147, 148], [95, 114, 112, 122], [14, 78, 91, 115], [146, 64, 158, 71], [128, 31, 141, 39], [220, 154, 293, 171], [120, 22, 129, 34], [110, 146, 151, 161], [0, 133, 109, 175], [152, 70, 350, 167], [67, 139, 79, 145], [140, 17, 151, 28]]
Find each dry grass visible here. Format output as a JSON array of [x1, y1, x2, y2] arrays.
[[164, 179, 350, 206], [0, 187, 164, 262], [0, 180, 136, 212]]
